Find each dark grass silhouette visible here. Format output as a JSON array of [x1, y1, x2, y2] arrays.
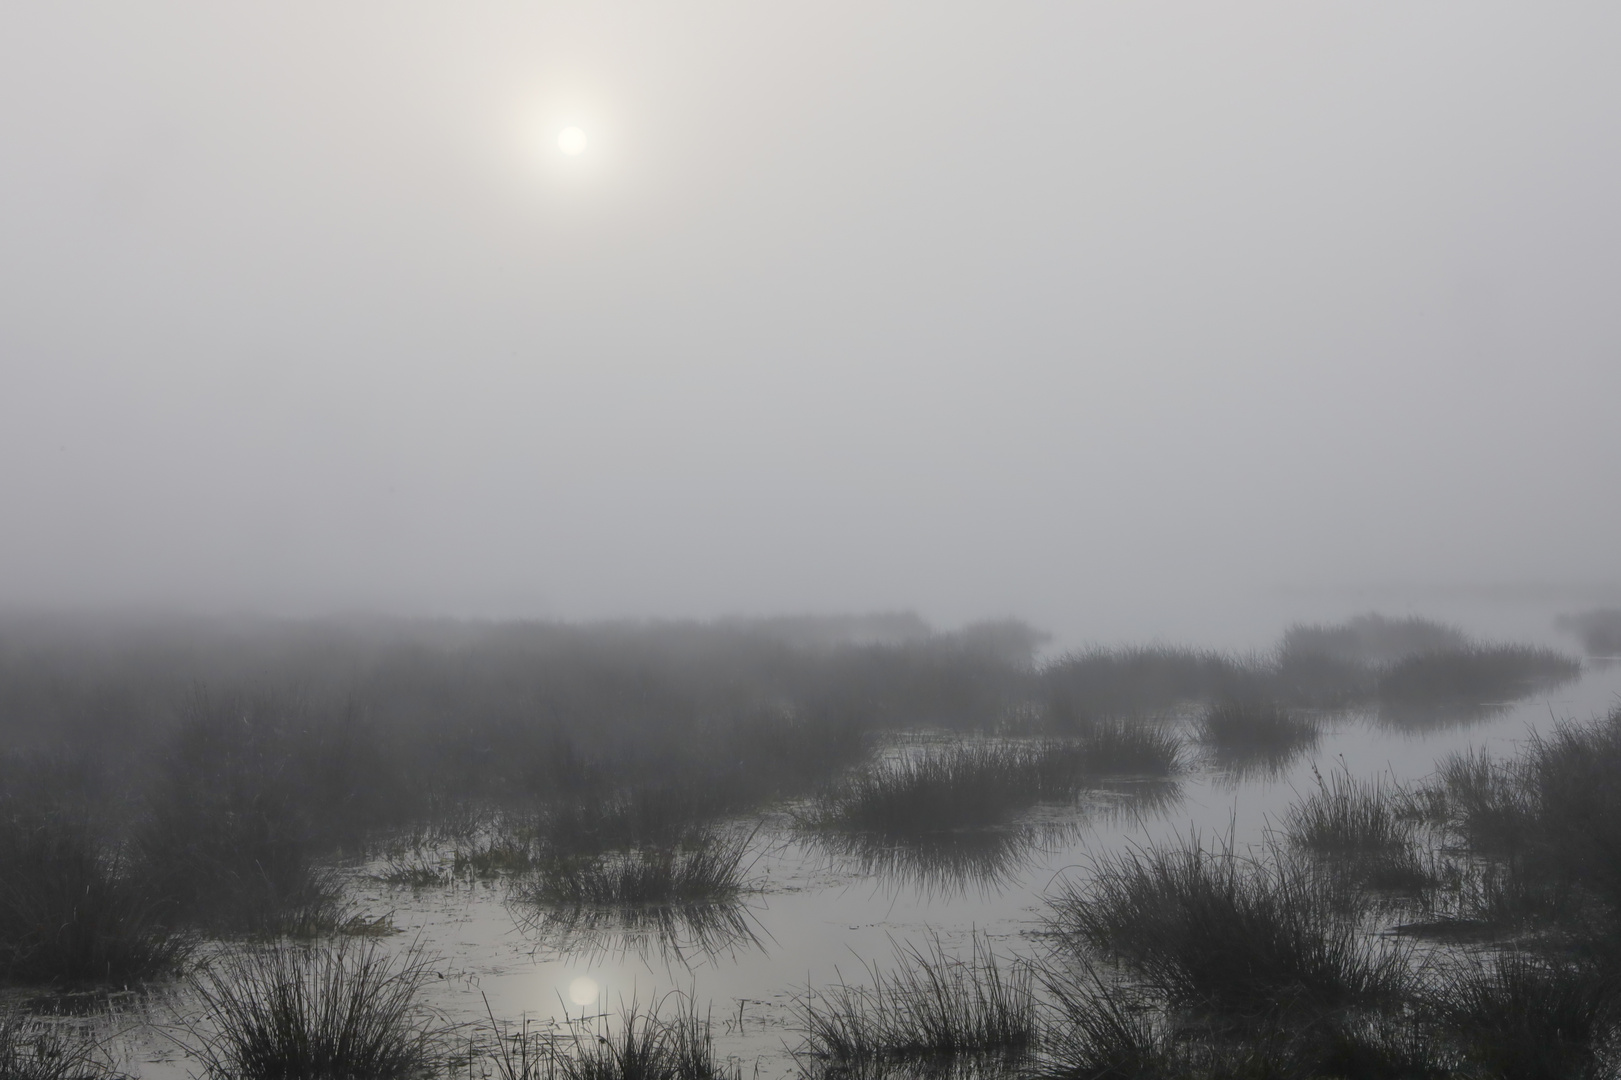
[[0, 805, 187, 986], [1036, 968, 1449, 1080], [1280, 614, 1471, 668], [0, 1011, 125, 1080], [1070, 718, 1183, 778], [795, 935, 1035, 1077], [1285, 767, 1431, 895], [1427, 952, 1620, 1080], [1377, 646, 1580, 709], [1046, 838, 1411, 1017], [1410, 706, 1621, 930], [801, 743, 1074, 838], [180, 939, 441, 1080], [802, 735, 1181, 844], [482, 993, 737, 1080], [517, 829, 754, 908], [1198, 701, 1320, 780], [1043, 646, 1273, 725]]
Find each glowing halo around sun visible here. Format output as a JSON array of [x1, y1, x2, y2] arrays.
[[557, 126, 588, 156], [567, 976, 600, 1006]]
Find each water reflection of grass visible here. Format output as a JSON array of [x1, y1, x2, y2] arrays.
[[512, 899, 769, 967], [1198, 701, 1321, 783], [802, 736, 1181, 840], [516, 830, 755, 908], [803, 823, 1079, 898]]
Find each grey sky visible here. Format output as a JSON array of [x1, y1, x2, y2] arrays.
[[3, 3, 1618, 646]]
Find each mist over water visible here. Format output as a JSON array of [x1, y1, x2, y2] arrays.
[[4, 6, 1621, 1078], [3, 3, 1619, 635]]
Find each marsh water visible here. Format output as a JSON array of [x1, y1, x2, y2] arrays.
[[102, 652, 1621, 1080]]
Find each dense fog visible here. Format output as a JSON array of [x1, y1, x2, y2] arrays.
[[4, 3, 1619, 644]]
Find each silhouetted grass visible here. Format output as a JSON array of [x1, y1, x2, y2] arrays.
[[555, 996, 737, 1080], [1043, 646, 1270, 725], [1036, 970, 1165, 1080], [1428, 952, 1620, 1080], [804, 734, 1182, 844], [1047, 839, 1410, 1017], [1199, 701, 1319, 780], [0, 807, 187, 986], [1408, 708, 1621, 936], [802, 743, 1065, 837], [1285, 768, 1431, 895], [1071, 718, 1183, 778], [0, 1012, 123, 1080], [137, 692, 362, 936], [181, 939, 440, 1080], [1037, 965, 1450, 1080], [796, 935, 1035, 1075], [1377, 645, 1580, 708], [1280, 614, 1471, 668]]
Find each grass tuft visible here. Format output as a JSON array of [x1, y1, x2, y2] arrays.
[[518, 830, 753, 908], [481, 994, 737, 1080], [1430, 952, 1619, 1080], [796, 934, 1035, 1075], [0, 807, 188, 986], [1199, 701, 1319, 780], [1377, 645, 1580, 709], [1047, 837, 1410, 1017], [180, 939, 441, 1080], [0, 1012, 124, 1080], [1285, 767, 1430, 895]]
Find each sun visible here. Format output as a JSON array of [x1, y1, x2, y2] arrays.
[[567, 976, 599, 1005], [557, 127, 588, 157]]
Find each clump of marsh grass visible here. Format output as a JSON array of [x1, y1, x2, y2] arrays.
[[1199, 701, 1319, 781], [1046, 837, 1410, 1017], [518, 830, 754, 908], [1042, 645, 1273, 722], [1071, 718, 1183, 779], [1377, 645, 1580, 709], [802, 743, 1064, 837], [1280, 614, 1471, 669], [0, 807, 188, 985], [481, 994, 737, 1080], [1427, 952, 1620, 1080], [795, 934, 1035, 1076], [1285, 767, 1431, 896], [180, 939, 441, 1080], [1036, 970, 1167, 1080], [0, 1012, 124, 1080], [803, 737, 1165, 841], [1405, 707, 1621, 935], [137, 692, 363, 937]]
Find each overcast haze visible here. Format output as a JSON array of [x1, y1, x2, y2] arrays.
[[3, 3, 1618, 647]]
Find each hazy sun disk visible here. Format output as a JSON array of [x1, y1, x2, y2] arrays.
[[567, 976, 599, 1005], [558, 126, 587, 156]]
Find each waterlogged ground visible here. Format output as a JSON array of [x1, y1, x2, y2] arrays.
[[98, 660, 1621, 1078]]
